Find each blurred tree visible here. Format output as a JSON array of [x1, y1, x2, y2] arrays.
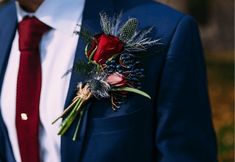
[[0, 0, 9, 5], [187, 0, 211, 25]]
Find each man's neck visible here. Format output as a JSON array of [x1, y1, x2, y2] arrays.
[[17, 0, 43, 12]]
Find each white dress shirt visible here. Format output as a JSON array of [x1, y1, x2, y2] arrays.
[[0, 0, 85, 161]]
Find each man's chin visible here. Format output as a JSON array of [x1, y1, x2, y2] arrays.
[[17, 0, 44, 12]]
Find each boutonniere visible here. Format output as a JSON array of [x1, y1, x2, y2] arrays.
[[52, 12, 159, 141]]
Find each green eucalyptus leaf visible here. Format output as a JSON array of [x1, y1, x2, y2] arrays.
[[73, 59, 96, 76], [79, 27, 94, 43], [111, 87, 151, 99]]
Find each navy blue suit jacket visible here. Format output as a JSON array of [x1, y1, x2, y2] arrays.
[[0, 0, 217, 161]]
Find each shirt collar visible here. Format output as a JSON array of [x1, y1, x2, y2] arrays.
[[15, 0, 85, 35]]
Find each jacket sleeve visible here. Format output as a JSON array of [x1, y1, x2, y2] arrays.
[[155, 15, 218, 162]]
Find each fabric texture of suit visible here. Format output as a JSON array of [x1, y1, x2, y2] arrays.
[[0, 0, 217, 161]]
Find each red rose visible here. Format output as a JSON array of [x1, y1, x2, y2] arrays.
[[87, 34, 124, 64]]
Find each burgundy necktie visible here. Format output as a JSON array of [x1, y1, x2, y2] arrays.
[[16, 16, 50, 162]]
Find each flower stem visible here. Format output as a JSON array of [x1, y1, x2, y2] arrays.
[[72, 109, 85, 141], [52, 98, 79, 124], [58, 98, 83, 135]]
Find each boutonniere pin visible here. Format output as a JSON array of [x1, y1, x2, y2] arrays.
[[52, 13, 159, 141]]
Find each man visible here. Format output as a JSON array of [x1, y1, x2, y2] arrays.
[[0, 0, 217, 162]]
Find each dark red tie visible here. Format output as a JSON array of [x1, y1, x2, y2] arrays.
[[16, 16, 50, 162]]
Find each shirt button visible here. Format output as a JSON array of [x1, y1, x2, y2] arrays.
[[21, 113, 28, 121]]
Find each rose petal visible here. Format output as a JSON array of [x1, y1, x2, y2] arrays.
[[106, 72, 127, 87], [87, 34, 124, 64]]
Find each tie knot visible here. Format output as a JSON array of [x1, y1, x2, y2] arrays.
[[18, 16, 51, 51]]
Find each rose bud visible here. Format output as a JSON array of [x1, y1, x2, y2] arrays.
[[87, 34, 124, 64], [106, 72, 127, 87]]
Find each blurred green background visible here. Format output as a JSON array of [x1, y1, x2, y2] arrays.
[[157, 0, 234, 161]]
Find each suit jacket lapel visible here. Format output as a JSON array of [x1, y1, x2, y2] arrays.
[[63, 0, 116, 109], [0, 1, 17, 162], [0, 2, 17, 95], [61, 0, 115, 162]]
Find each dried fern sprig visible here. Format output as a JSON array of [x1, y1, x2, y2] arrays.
[[125, 38, 160, 52], [125, 27, 160, 52], [100, 12, 112, 35]]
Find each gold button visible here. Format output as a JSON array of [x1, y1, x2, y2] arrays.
[[21, 113, 28, 121]]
